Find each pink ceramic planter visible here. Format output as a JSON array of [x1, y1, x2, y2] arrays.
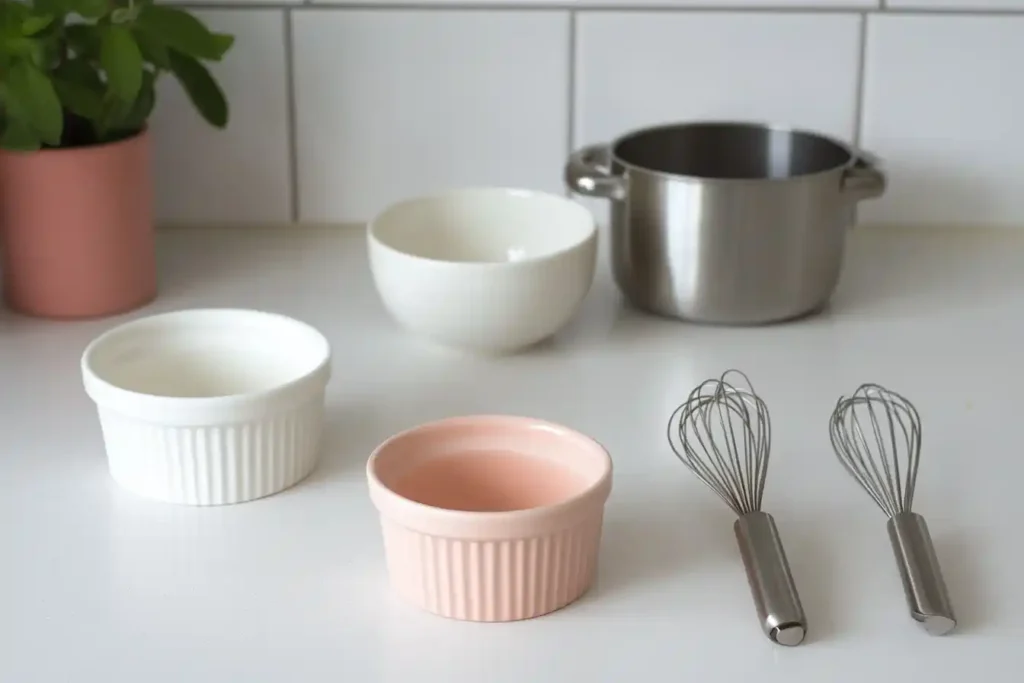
[[367, 415, 613, 622], [0, 130, 156, 319]]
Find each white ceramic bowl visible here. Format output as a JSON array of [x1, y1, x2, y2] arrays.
[[81, 308, 332, 506], [368, 188, 598, 353]]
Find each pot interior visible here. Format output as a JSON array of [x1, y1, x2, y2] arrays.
[[614, 122, 853, 180]]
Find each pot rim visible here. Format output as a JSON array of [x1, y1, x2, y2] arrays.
[[0, 125, 148, 159], [608, 120, 866, 184]]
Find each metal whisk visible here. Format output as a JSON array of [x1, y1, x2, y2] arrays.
[[668, 370, 808, 647], [828, 383, 956, 636]]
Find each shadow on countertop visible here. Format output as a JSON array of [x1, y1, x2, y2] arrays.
[[828, 224, 1024, 318]]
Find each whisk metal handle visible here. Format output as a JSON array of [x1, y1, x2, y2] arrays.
[[734, 511, 808, 646], [887, 512, 957, 636]]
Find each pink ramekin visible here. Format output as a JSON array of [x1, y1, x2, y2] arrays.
[[366, 415, 613, 622]]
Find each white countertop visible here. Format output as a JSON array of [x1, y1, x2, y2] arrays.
[[3, 225, 1022, 681]]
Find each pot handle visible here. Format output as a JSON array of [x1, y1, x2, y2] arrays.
[[565, 144, 627, 201], [841, 151, 887, 202]]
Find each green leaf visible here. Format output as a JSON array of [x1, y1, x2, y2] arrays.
[[94, 93, 128, 141], [111, 7, 140, 25], [208, 32, 234, 60], [1, 119, 42, 152], [132, 27, 169, 69], [21, 14, 54, 36], [101, 25, 143, 104], [55, 57, 105, 91], [0, 2, 30, 32], [65, 0, 109, 20], [5, 60, 63, 145], [168, 49, 228, 128], [53, 76, 104, 122], [137, 6, 233, 62], [113, 69, 156, 133], [66, 24, 100, 59], [33, 0, 69, 15], [2, 35, 38, 60]]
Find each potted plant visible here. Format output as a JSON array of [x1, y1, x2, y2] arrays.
[[0, 0, 234, 318]]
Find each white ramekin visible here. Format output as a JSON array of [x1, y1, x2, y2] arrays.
[[81, 308, 332, 505]]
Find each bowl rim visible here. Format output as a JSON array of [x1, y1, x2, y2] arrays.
[[366, 414, 613, 538], [80, 308, 332, 424], [366, 187, 598, 270]]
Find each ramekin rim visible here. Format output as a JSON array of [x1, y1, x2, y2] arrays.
[[366, 414, 614, 525], [80, 307, 333, 411]]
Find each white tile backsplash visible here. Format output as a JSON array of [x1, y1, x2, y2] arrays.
[[146, 3, 1024, 227], [308, 0, 878, 4], [861, 14, 1024, 226], [575, 12, 862, 146], [583, 0, 877, 5], [150, 10, 292, 225], [162, 0, 299, 4], [888, 1, 1024, 8], [292, 9, 569, 223]]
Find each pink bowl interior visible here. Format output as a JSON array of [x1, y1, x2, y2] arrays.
[[371, 417, 610, 513]]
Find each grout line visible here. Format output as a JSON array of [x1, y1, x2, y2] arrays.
[[283, 8, 302, 222], [174, 3, 1024, 16], [564, 10, 577, 198], [850, 10, 869, 228], [851, 11, 868, 147]]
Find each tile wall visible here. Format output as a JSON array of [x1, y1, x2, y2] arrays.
[[151, 1, 1024, 228]]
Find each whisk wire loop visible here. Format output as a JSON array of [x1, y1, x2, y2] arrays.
[[828, 383, 922, 518], [667, 370, 771, 517]]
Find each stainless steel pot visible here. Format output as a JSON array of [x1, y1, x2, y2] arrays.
[[565, 121, 887, 324]]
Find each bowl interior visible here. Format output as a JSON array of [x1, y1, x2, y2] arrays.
[[370, 188, 594, 264], [84, 310, 329, 399], [372, 417, 609, 513]]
